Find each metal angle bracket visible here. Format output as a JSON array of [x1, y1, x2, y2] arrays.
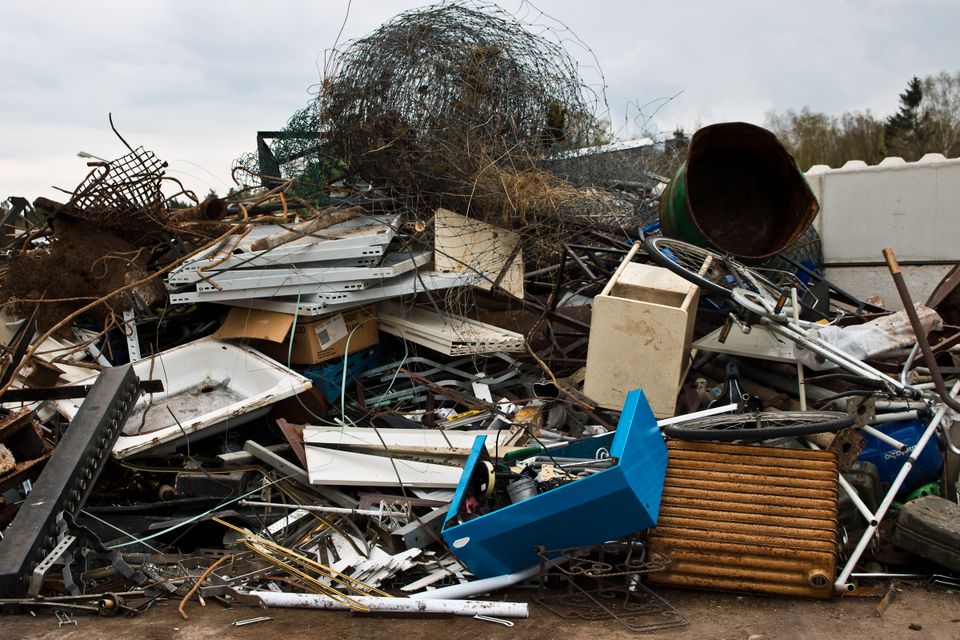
[[122, 308, 141, 362], [27, 533, 76, 598]]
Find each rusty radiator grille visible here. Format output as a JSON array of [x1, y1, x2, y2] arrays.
[[647, 440, 839, 599]]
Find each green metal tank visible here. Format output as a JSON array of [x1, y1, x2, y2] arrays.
[[659, 122, 819, 260]]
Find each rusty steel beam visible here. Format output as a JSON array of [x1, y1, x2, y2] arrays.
[[0, 365, 139, 597]]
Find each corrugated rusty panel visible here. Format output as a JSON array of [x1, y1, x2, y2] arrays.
[[647, 440, 838, 599]]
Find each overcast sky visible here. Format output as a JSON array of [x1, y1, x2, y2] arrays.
[[2, 0, 957, 201]]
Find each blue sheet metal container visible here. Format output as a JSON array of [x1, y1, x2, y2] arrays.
[[441, 389, 668, 578]]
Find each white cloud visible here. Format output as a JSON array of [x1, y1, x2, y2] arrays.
[[1, 0, 958, 200]]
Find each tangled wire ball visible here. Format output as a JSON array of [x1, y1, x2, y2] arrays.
[[320, 2, 596, 207]]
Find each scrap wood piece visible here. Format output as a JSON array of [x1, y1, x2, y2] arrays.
[[0, 444, 13, 475], [223, 270, 479, 316], [434, 208, 524, 298]]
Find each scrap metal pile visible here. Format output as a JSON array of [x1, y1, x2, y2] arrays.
[[1, 1, 959, 632]]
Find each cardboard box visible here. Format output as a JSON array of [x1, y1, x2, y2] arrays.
[[215, 305, 379, 365]]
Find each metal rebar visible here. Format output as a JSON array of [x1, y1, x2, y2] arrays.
[[883, 247, 960, 413]]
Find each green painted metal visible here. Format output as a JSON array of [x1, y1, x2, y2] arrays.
[[659, 161, 708, 248], [657, 122, 819, 260]]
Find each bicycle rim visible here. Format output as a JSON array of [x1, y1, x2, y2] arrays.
[[644, 236, 798, 305], [662, 410, 855, 442]]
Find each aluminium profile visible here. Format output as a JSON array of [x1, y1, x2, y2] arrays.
[[170, 279, 371, 304], [168, 217, 398, 280], [377, 301, 524, 355], [168, 251, 384, 284], [232, 271, 481, 317], [194, 251, 431, 291]]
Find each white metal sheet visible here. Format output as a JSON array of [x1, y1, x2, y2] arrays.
[[305, 447, 464, 487]]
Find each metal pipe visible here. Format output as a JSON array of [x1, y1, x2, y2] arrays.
[[411, 559, 564, 601], [868, 410, 919, 424], [766, 320, 917, 398], [838, 474, 877, 525], [900, 343, 921, 386], [874, 400, 926, 411], [244, 590, 528, 618], [883, 247, 960, 413], [239, 500, 410, 521], [859, 424, 909, 451], [793, 288, 808, 410]]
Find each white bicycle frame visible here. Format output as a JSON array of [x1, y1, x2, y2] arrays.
[[726, 285, 955, 592]]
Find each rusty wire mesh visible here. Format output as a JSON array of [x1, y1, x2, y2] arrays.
[[317, 2, 594, 199], [232, 1, 653, 320], [65, 147, 170, 239]]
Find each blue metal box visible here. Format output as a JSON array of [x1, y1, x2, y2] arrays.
[[441, 389, 668, 578]]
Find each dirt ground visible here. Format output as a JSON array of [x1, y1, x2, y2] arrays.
[[2, 584, 959, 640]]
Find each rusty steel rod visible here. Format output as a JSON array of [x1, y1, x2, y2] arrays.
[[883, 247, 960, 413]]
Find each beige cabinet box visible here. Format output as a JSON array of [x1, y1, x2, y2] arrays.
[[584, 261, 699, 418]]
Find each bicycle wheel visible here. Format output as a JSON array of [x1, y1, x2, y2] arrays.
[[662, 410, 854, 442], [643, 236, 797, 304]]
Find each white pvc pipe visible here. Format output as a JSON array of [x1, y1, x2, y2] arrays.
[[859, 424, 908, 451], [868, 410, 919, 425], [411, 563, 540, 600], [245, 590, 528, 618], [411, 556, 568, 601]]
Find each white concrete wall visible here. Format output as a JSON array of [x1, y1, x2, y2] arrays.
[[822, 264, 952, 311], [805, 154, 960, 266]]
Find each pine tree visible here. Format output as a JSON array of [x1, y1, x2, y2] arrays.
[[885, 77, 929, 160]]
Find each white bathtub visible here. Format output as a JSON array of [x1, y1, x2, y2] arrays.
[[55, 338, 311, 459]]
